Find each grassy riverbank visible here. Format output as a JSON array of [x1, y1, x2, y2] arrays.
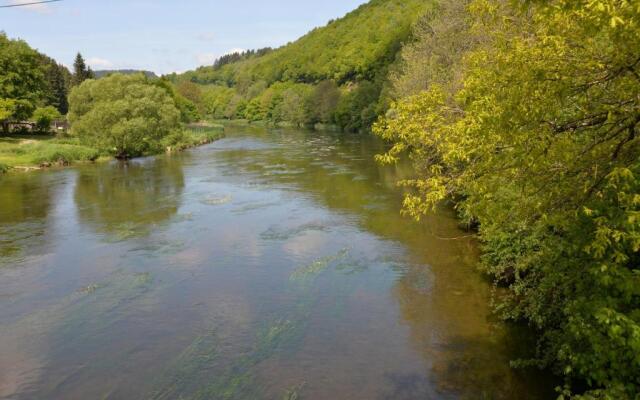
[[0, 124, 224, 172], [0, 135, 101, 171]]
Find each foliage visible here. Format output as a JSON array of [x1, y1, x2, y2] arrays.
[[174, 0, 435, 131], [212, 47, 273, 70], [31, 106, 61, 132], [154, 79, 202, 123], [72, 52, 94, 86], [39, 55, 71, 114], [162, 125, 224, 152], [183, 0, 429, 86], [68, 74, 181, 158], [0, 33, 44, 131], [375, 0, 640, 397]]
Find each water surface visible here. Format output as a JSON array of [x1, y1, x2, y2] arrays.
[[0, 125, 551, 399]]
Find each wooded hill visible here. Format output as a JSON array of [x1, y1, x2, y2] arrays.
[[170, 0, 434, 132]]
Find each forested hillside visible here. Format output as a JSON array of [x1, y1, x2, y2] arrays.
[[376, 0, 640, 398], [171, 0, 433, 132]]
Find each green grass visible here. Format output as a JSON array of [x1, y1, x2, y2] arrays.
[[0, 126, 224, 170], [164, 125, 225, 152], [0, 135, 100, 168]]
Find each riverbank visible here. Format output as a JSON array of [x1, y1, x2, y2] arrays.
[[213, 119, 343, 133], [0, 124, 224, 173]]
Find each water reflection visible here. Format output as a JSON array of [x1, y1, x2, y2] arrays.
[[74, 158, 185, 240], [0, 173, 60, 264]]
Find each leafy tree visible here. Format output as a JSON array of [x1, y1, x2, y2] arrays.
[[68, 74, 181, 158], [375, 0, 640, 397], [175, 80, 203, 113], [31, 106, 61, 133], [153, 79, 201, 123], [309, 80, 341, 124], [0, 33, 44, 133], [335, 81, 380, 132]]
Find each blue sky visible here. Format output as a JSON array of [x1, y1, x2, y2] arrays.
[[1, 0, 367, 74]]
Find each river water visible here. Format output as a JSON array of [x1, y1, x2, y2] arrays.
[[0, 125, 551, 399]]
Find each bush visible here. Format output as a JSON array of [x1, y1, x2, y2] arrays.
[[31, 106, 62, 133]]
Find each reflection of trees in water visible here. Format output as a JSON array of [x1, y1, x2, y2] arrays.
[[74, 158, 185, 239], [392, 263, 554, 400], [0, 173, 55, 262]]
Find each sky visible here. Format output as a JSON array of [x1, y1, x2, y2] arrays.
[[1, 0, 367, 75]]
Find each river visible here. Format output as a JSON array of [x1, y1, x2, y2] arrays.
[[0, 125, 552, 399]]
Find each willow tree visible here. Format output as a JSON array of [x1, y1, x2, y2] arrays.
[[68, 74, 181, 158], [375, 0, 640, 397]]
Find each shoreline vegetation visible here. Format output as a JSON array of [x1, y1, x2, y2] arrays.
[[0, 124, 224, 173]]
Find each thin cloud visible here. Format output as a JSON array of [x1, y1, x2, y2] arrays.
[[86, 57, 113, 69]]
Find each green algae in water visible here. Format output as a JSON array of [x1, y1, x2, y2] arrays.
[[175, 318, 305, 400], [289, 248, 350, 283], [150, 330, 221, 400], [260, 221, 332, 241], [200, 194, 233, 206], [150, 305, 312, 400]]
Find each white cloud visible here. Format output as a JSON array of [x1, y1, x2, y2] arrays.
[[86, 57, 114, 69], [8, 0, 53, 13]]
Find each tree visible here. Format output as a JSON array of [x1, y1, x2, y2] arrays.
[[68, 74, 181, 158], [72, 53, 94, 86], [309, 80, 341, 124], [335, 81, 380, 132], [31, 106, 62, 133], [0, 33, 44, 133], [40, 55, 71, 114]]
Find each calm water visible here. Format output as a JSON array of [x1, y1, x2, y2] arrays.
[[0, 125, 551, 400]]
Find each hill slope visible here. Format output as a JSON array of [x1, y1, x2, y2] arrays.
[[179, 0, 432, 87]]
